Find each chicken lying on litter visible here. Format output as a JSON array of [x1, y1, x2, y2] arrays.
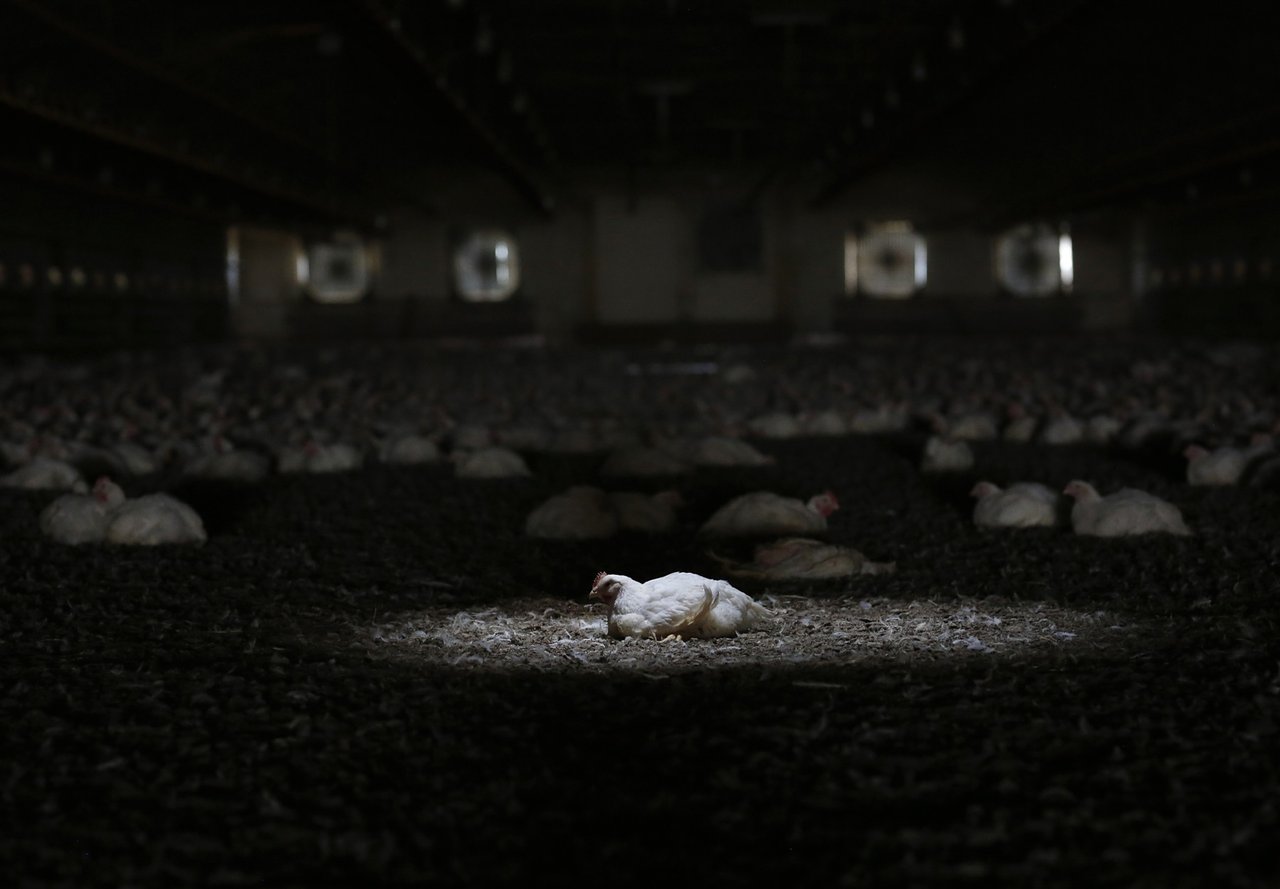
[[1183, 435, 1272, 486], [970, 481, 1058, 528], [609, 490, 683, 533], [40, 477, 206, 545], [699, 490, 839, 538], [525, 487, 682, 539], [685, 436, 774, 467], [1, 457, 88, 493], [379, 433, 441, 466], [278, 441, 363, 474], [1064, 480, 1191, 537], [712, 537, 895, 580], [921, 436, 974, 473], [589, 570, 771, 639], [599, 446, 690, 478], [454, 446, 531, 479], [525, 486, 619, 540]]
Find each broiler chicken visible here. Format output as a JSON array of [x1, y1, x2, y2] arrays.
[[599, 446, 690, 478], [589, 570, 771, 639], [1, 457, 87, 493], [970, 481, 1058, 528], [454, 446, 531, 479], [525, 486, 618, 540], [712, 537, 895, 580], [686, 436, 774, 467], [1064, 480, 1191, 537], [921, 436, 974, 473], [609, 490, 682, 533], [1184, 435, 1272, 486], [699, 490, 839, 538]]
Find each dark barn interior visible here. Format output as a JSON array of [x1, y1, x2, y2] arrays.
[[2, 1, 1280, 885]]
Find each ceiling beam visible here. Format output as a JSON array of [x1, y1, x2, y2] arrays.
[[807, 0, 1098, 209], [2, 0, 437, 219], [346, 0, 556, 217]]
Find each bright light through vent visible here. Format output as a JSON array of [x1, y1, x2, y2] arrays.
[[1059, 234, 1074, 291]]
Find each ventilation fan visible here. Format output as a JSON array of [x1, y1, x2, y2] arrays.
[[454, 230, 519, 302], [859, 224, 926, 299], [996, 225, 1064, 297], [306, 232, 369, 304]]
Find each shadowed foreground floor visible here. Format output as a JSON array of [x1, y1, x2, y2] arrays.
[[2, 414, 1279, 886]]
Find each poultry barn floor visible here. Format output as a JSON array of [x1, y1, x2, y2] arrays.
[[2, 339, 1279, 887]]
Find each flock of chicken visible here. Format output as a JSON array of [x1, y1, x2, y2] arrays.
[[1, 340, 1275, 637]]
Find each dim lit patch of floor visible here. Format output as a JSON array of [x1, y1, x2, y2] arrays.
[[364, 595, 1155, 672]]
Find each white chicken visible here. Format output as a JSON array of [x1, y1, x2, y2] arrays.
[[686, 436, 774, 467], [746, 412, 801, 439], [1084, 415, 1123, 445], [848, 403, 908, 435], [379, 433, 441, 466], [1064, 480, 1191, 537], [40, 477, 206, 545], [1039, 411, 1084, 446], [609, 490, 683, 533], [104, 483, 207, 545], [39, 477, 124, 544], [970, 481, 1058, 528], [941, 411, 999, 442], [1, 457, 87, 493], [1002, 404, 1038, 444], [525, 486, 618, 540], [186, 437, 271, 483], [278, 441, 363, 474], [699, 490, 839, 538], [921, 436, 974, 473], [454, 446, 531, 479], [599, 446, 690, 478], [589, 570, 771, 639], [801, 409, 849, 436], [712, 537, 895, 580], [1184, 436, 1272, 486]]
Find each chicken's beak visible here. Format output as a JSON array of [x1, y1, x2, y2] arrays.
[[588, 587, 600, 600]]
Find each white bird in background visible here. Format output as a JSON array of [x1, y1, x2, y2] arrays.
[[1039, 411, 1084, 446], [379, 433, 441, 466], [699, 490, 839, 538], [454, 446, 531, 479], [1184, 435, 1273, 486], [1084, 414, 1123, 445], [685, 436, 774, 467], [801, 409, 850, 436], [937, 409, 999, 442], [848, 403, 908, 435], [712, 537, 896, 580], [589, 570, 771, 639], [1002, 403, 1039, 444], [187, 436, 270, 483], [525, 486, 619, 540], [609, 490, 683, 533], [39, 477, 206, 545], [1, 457, 88, 493], [1064, 480, 1191, 537], [746, 411, 802, 439], [278, 441, 363, 474], [970, 481, 1058, 528], [39, 476, 125, 544], [599, 446, 690, 478], [921, 436, 974, 473], [101, 479, 207, 545]]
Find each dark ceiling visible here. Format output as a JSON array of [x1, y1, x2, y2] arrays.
[[1, 0, 1279, 229]]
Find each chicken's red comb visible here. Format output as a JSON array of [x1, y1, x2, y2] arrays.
[[592, 571, 606, 588], [823, 490, 840, 507]]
